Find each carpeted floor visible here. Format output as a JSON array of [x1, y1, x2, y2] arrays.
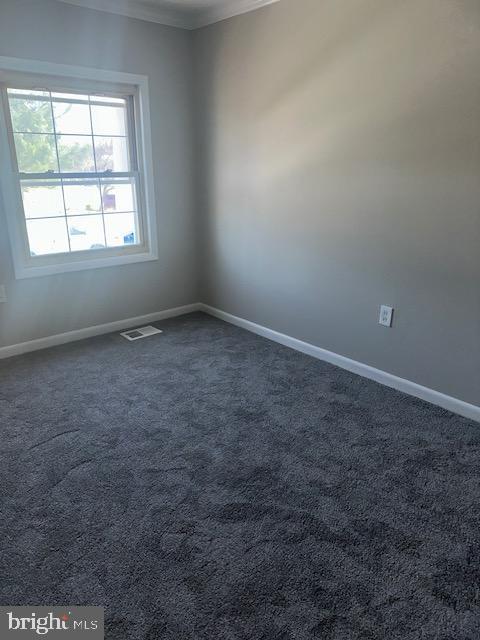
[[0, 311, 479, 639]]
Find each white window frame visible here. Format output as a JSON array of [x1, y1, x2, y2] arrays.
[[0, 56, 158, 279]]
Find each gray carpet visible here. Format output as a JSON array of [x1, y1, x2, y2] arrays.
[[0, 312, 479, 639]]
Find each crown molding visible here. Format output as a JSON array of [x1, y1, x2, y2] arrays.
[[189, 0, 280, 29], [56, 0, 281, 29], [57, 0, 193, 29]]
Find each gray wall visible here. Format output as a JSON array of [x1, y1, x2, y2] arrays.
[[0, 0, 197, 346], [1, 0, 478, 406], [194, 0, 480, 405]]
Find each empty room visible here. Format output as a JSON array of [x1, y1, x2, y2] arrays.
[[0, 0, 479, 638]]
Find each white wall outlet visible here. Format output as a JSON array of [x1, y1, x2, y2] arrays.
[[0, 285, 6, 303], [379, 305, 393, 327]]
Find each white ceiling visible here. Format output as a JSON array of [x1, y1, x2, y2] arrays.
[[57, 0, 281, 29]]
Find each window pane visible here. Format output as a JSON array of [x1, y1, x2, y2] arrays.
[[53, 101, 92, 135], [104, 212, 137, 247], [14, 133, 58, 173], [26, 218, 69, 256], [94, 136, 129, 172], [9, 98, 53, 133], [67, 215, 105, 252], [100, 178, 135, 212], [57, 135, 95, 172], [63, 179, 102, 215], [91, 104, 126, 136], [7, 86, 143, 264], [21, 181, 64, 218]]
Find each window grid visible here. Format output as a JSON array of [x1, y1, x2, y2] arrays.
[[49, 91, 72, 252], [87, 92, 107, 249], [7, 88, 140, 256]]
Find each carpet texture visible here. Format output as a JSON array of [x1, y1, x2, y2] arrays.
[[0, 312, 479, 639]]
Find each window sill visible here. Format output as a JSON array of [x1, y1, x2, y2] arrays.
[[13, 248, 158, 279]]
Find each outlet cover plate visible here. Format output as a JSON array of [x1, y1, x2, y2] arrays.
[[379, 305, 394, 327]]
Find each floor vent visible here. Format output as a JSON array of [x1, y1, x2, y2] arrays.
[[121, 326, 163, 341]]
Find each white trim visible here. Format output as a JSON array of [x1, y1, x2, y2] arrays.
[[200, 304, 480, 423], [12, 250, 158, 279], [0, 56, 158, 279], [1, 300, 477, 422], [56, 0, 282, 29], [0, 303, 201, 359], [0, 56, 150, 87], [57, 0, 192, 28], [190, 0, 281, 29]]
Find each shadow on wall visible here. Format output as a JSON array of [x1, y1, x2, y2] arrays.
[[197, 0, 479, 289], [194, 0, 480, 405]]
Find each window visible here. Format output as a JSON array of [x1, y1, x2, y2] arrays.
[[0, 57, 158, 278]]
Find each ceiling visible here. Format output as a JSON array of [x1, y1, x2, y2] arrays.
[[57, 0, 281, 29]]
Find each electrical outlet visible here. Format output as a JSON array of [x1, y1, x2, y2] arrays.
[[0, 285, 6, 303], [379, 305, 393, 327]]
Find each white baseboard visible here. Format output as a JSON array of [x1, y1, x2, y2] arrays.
[[0, 303, 202, 360], [1, 300, 478, 423], [199, 304, 480, 423]]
